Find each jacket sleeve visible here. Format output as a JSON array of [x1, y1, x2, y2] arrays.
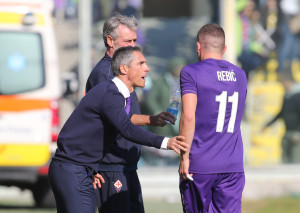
[[101, 90, 164, 148]]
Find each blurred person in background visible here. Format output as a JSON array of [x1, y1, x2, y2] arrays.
[[53, 0, 66, 21], [85, 15, 177, 212], [236, 0, 269, 79], [179, 23, 247, 212], [263, 72, 300, 163], [64, 0, 78, 19], [259, 0, 281, 48], [145, 56, 186, 137], [141, 56, 186, 166], [252, 0, 278, 56], [277, 0, 300, 73], [209, 0, 220, 24]]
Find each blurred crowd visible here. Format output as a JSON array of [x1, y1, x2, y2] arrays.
[[236, 0, 300, 81], [235, 0, 300, 165]]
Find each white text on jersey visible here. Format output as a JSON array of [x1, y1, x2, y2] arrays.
[[217, 71, 236, 82]]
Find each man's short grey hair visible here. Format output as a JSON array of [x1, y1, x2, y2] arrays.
[[111, 46, 142, 76], [103, 14, 138, 47]]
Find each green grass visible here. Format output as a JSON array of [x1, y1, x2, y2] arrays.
[[144, 200, 182, 213], [144, 197, 300, 213], [0, 197, 300, 212], [242, 197, 300, 213]]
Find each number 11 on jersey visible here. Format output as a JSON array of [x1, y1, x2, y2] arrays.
[[215, 91, 239, 133]]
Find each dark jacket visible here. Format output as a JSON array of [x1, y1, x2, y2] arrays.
[[85, 54, 143, 171], [53, 81, 164, 172]]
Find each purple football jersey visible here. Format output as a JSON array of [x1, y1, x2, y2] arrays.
[[180, 59, 247, 174]]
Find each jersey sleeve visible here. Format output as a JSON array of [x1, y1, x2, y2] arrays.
[[180, 66, 197, 96]]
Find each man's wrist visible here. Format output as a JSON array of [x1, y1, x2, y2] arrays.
[[160, 137, 169, 149], [131, 114, 151, 126], [149, 115, 155, 126], [181, 155, 189, 160]]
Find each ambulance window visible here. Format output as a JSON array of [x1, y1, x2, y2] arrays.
[[0, 32, 45, 94]]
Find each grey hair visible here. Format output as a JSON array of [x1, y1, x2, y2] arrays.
[[111, 46, 142, 76], [103, 14, 138, 47]]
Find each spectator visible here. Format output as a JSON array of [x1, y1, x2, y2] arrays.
[[263, 72, 300, 163], [236, 0, 268, 79], [141, 57, 186, 166], [277, 0, 300, 73], [145, 56, 186, 137]]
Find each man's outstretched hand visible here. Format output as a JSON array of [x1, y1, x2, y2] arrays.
[[167, 136, 188, 154]]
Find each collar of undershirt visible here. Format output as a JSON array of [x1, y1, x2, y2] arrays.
[[112, 77, 130, 99]]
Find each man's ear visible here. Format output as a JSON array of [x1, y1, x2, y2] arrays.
[[197, 41, 201, 53], [107, 35, 114, 48], [119, 65, 128, 75], [223, 45, 227, 55]]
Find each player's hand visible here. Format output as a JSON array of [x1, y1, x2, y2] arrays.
[[92, 173, 105, 189], [179, 157, 193, 181], [167, 136, 188, 154], [150, 112, 176, 126]]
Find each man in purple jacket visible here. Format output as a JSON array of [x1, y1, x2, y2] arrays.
[[179, 23, 247, 212], [49, 46, 188, 213]]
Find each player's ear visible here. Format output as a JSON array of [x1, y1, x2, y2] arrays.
[[222, 45, 227, 55], [197, 41, 201, 53]]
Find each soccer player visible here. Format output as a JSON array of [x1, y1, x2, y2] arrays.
[[178, 23, 247, 212]]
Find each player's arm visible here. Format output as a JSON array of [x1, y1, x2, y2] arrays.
[[131, 112, 176, 126], [179, 93, 197, 181]]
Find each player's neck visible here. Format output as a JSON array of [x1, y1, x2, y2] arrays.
[[200, 52, 223, 61]]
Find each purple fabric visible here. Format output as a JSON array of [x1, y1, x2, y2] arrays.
[[180, 173, 245, 213], [180, 59, 247, 174], [125, 97, 131, 115], [54, 0, 65, 9]]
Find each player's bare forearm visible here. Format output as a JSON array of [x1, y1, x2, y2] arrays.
[[178, 113, 195, 180], [179, 114, 194, 180], [179, 94, 197, 159], [179, 113, 195, 158], [179, 94, 197, 180]]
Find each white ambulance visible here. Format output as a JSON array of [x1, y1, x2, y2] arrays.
[[0, 0, 61, 207]]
